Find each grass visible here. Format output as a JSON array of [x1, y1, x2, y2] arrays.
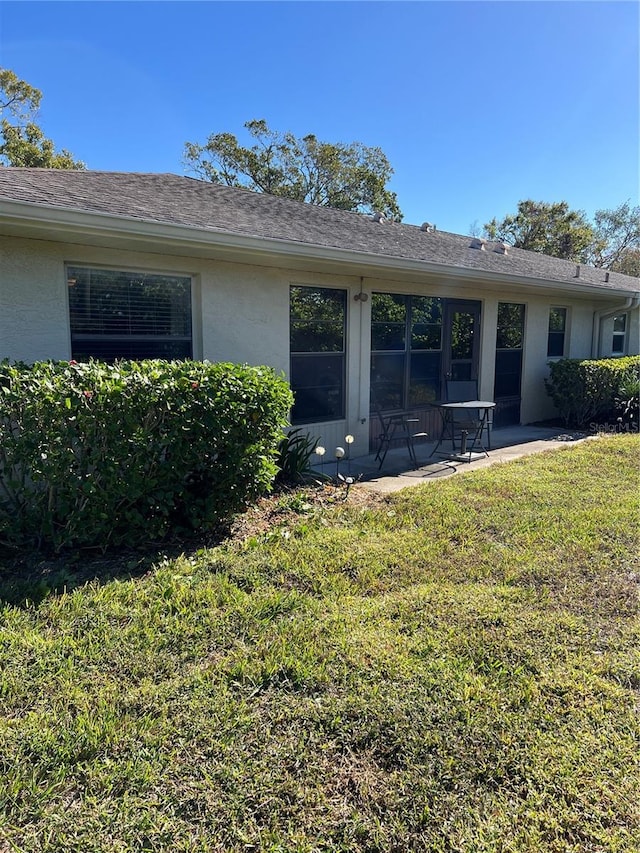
[[0, 434, 639, 852]]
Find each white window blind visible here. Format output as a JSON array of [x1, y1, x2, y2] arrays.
[[68, 266, 192, 361]]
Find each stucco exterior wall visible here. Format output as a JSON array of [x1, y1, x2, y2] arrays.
[[1, 238, 72, 362], [1, 234, 638, 458]]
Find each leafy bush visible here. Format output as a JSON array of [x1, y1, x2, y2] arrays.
[[0, 359, 293, 552], [545, 355, 640, 427]]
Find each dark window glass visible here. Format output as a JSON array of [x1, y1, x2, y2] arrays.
[[450, 311, 474, 360], [371, 293, 407, 323], [496, 303, 525, 350], [371, 353, 405, 410], [68, 266, 192, 361], [371, 294, 406, 351], [613, 315, 627, 333], [290, 321, 344, 353], [411, 298, 442, 350], [612, 315, 626, 354], [290, 286, 346, 423], [494, 350, 523, 397], [371, 322, 406, 351], [409, 352, 441, 406], [371, 293, 442, 410], [547, 307, 567, 357]]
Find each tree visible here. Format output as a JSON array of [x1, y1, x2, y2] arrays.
[[0, 68, 41, 119], [184, 119, 402, 220], [0, 68, 85, 169], [609, 249, 640, 278], [483, 200, 596, 262], [483, 198, 640, 274], [590, 202, 640, 273]]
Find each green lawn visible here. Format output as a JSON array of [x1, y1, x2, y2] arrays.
[[1, 435, 639, 852]]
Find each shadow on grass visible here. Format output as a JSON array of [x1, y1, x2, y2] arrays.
[[0, 525, 232, 609], [0, 480, 342, 608]]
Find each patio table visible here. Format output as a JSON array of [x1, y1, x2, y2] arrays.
[[430, 400, 496, 462]]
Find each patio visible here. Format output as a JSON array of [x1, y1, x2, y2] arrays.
[[313, 424, 594, 494]]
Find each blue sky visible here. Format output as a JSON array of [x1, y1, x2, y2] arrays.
[[1, 1, 638, 234]]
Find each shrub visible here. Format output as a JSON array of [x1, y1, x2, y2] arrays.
[[275, 428, 321, 485], [0, 359, 293, 552], [545, 355, 640, 427], [614, 372, 640, 425]]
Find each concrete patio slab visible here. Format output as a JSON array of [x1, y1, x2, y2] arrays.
[[314, 425, 596, 494]]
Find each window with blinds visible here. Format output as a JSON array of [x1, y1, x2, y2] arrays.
[[67, 266, 192, 361]]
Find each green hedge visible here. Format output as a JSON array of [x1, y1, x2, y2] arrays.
[[545, 355, 640, 427], [0, 360, 293, 552]]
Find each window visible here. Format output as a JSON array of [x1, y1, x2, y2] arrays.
[[612, 315, 627, 354], [495, 302, 525, 398], [290, 285, 346, 423], [371, 293, 442, 410], [547, 307, 567, 357], [67, 266, 192, 361]]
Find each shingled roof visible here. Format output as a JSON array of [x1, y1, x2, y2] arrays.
[[1, 168, 638, 294]]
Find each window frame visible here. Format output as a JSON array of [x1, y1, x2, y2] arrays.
[[494, 302, 526, 401], [370, 293, 443, 411], [66, 263, 194, 362], [289, 284, 347, 425], [547, 306, 568, 358], [611, 314, 627, 356]]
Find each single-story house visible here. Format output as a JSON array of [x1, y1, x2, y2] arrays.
[[1, 168, 639, 455]]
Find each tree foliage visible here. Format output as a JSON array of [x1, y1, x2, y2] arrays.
[[0, 68, 41, 119], [483, 198, 640, 274], [185, 119, 402, 220], [484, 200, 596, 262], [590, 202, 640, 273], [0, 68, 85, 169]]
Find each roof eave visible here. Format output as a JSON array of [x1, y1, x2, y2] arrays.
[[1, 199, 638, 299]]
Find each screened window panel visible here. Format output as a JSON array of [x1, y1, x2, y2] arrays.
[[411, 296, 442, 326], [411, 324, 441, 350], [371, 293, 443, 411], [290, 354, 345, 422], [496, 303, 525, 350], [371, 323, 406, 351], [547, 334, 565, 357], [290, 286, 346, 324], [450, 312, 475, 360], [371, 353, 405, 410], [290, 286, 346, 424], [68, 266, 192, 361], [371, 293, 407, 323], [290, 321, 344, 353], [409, 352, 441, 406], [494, 350, 523, 398]]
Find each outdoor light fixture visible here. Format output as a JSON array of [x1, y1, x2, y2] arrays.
[[334, 446, 345, 479], [344, 434, 355, 474]]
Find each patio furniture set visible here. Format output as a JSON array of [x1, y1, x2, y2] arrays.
[[374, 380, 496, 470]]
